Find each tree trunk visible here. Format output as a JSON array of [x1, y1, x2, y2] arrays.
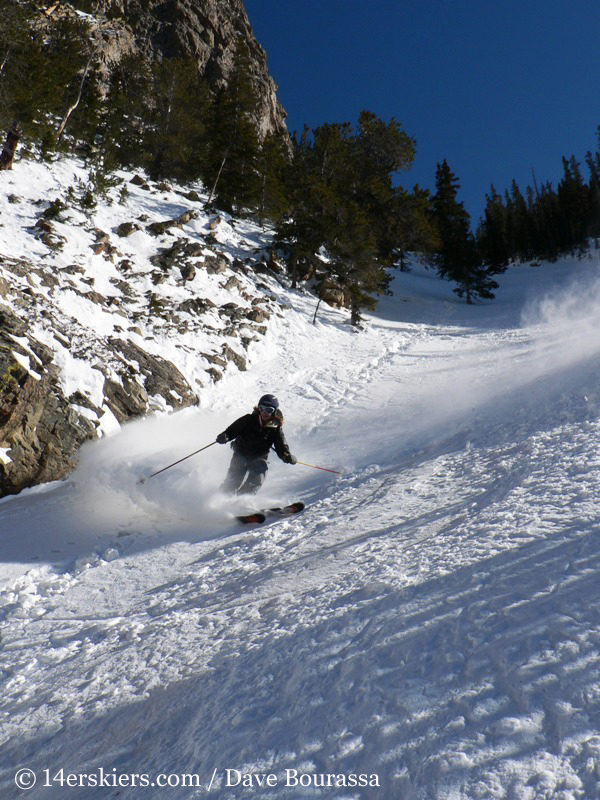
[[207, 153, 227, 206], [350, 297, 362, 326], [290, 251, 298, 289], [56, 57, 92, 143], [312, 296, 322, 325], [0, 123, 22, 170]]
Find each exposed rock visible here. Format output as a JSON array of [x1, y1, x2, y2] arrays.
[[204, 253, 229, 274], [84, 0, 288, 140], [219, 302, 245, 322], [150, 238, 204, 273], [83, 290, 107, 305], [222, 275, 243, 292], [246, 306, 270, 323], [180, 264, 196, 282], [109, 338, 198, 410], [178, 297, 216, 315], [0, 305, 97, 496], [115, 221, 139, 237], [147, 220, 175, 237], [319, 277, 350, 308], [103, 376, 148, 422], [222, 344, 246, 371]]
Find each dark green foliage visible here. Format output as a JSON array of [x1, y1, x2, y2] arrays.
[[204, 40, 263, 212], [477, 141, 600, 265], [98, 54, 211, 182], [256, 132, 291, 224], [97, 53, 154, 173], [0, 1, 95, 150], [144, 58, 211, 182], [432, 160, 501, 303], [276, 112, 431, 323]]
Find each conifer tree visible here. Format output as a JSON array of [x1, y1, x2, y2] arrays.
[[557, 156, 589, 251], [433, 160, 500, 303], [277, 112, 423, 322], [477, 186, 510, 269], [1, 3, 86, 146], [145, 57, 211, 182], [97, 53, 154, 172], [205, 40, 262, 212], [256, 132, 290, 225], [585, 151, 600, 241]]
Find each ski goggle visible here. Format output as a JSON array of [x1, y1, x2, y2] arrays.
[[258, 404, 276, 415]]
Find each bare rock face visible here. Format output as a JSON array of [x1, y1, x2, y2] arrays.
[[0, 307, 97, 496], [84, 0, 288, 140]]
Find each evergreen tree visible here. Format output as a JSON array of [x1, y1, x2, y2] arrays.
[[585, 151, 600, 241], [276, 112, 419, 323], [97, 53, 154, 172], [256, 132, 290, 225], [433, 160, 500, 303], [205, 40, 262, 211], [0, 3, 94, 154], [477, 185, 510, 269], [144, 57, 211, 182], [557, 156, 589, 251]]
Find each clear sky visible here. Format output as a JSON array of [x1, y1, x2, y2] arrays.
[[244, 0, 600, 225]]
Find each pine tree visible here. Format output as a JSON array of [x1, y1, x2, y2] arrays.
[[477, 185, 510, 270], [557, 156, 589, 251], [433, 160, 500, 303], [0, 2, 95, 155], [585, 151, 600, 241], [205, 40, 262, 212], [256, 132, 290, 225], [277, 112, 418, 323], [145, 57, 211, 182], [97, 53, 154, 172]]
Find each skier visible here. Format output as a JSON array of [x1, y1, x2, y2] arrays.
[[216, 394, 297, 494]]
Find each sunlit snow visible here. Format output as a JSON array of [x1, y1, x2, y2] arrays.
[[1, 158, 600, 799]]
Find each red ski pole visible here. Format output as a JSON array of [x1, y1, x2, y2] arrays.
[[296, 460, 341, 475]]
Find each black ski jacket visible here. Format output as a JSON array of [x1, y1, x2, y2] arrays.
[[220, 410, 292, 461]]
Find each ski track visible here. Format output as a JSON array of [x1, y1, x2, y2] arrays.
[[2, 260, 600, 798]]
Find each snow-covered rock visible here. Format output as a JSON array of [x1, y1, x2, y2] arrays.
[[0, 158, 288, 496]]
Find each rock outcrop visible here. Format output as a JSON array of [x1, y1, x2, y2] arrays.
[[73, 0, 288, 140], [0, 305, 97, 496], [0, 164, 290, 498]]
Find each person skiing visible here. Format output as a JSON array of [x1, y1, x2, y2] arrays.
[[216, 394, 297, 494]]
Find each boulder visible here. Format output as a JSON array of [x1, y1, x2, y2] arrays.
[[0, 306, 97, 496]]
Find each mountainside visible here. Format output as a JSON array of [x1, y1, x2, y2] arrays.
[[55, 0, 288, 139], [1, 214, 599, 798], [0, 158, 289, 496]]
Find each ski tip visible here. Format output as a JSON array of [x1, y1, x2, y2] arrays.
[[236, 512, 267, 524]]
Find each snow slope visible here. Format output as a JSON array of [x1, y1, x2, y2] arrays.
[[2, 168, 600, 798]]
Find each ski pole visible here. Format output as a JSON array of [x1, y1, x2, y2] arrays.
[[296, 460, 342, 475], [138, 441, 217, 484]]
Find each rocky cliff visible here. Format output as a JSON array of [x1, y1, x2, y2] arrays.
[[69, 0, 288, 140]]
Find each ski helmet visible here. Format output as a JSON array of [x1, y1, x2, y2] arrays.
[[258, 393, 279, 410]]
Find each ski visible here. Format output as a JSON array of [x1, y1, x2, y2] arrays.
[[236, 501, 305, 525]]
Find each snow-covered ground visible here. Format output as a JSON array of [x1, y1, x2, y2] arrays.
[[2, 161, 600, 798]]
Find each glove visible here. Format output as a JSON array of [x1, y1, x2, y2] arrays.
[[284, 453, 297, 465], [216, 432, 229, 444]]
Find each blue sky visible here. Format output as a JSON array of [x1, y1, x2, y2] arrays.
[[244, 0, 600, 224]]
